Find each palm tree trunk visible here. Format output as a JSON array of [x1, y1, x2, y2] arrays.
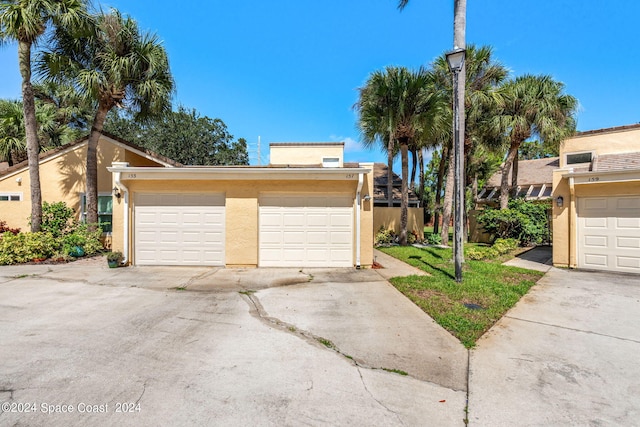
[[410, 146, 417, 189], [440, 147, 455, 245], [387, 135, 394, 208], [400, 142, 409, 245], [511, 156, 519, 197], [19, 40, 42, 232], [500, 141, 519, 209], [433, 146, 448, 235], [86, 105, 110, 229], [418, 148, 425, 206]]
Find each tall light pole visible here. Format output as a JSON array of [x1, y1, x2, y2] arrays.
[[446, 47, 466, 283]]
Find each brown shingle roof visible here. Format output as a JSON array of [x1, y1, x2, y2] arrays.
[[594, 152, 640, 172], [575, 123, 640, 137], [485, 157, 559, 188], [373, 163, 419, 202]]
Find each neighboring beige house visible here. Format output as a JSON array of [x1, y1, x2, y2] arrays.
[[0, 133, 177, 235], [108, 142, 374, 268], [553, 124, 640, 274], [371, 163, 424, 239]]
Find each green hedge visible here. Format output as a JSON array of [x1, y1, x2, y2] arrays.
[[477, 199, 550, 246]]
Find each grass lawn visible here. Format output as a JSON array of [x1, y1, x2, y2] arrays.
[[379, 245, 544, 348]]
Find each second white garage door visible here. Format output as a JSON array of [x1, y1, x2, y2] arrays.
[[259, 195, 353, 267], [578, 196, 640, 273], [134, 193, 225, 266]]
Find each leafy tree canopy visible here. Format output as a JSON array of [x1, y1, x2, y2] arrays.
[[104, 106, 249, 166], [518, 139, 559, 160]]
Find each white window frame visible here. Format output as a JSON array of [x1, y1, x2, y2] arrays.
[[322, 157, 340, 168], [80, 192, 113, 234], [0, 192, 23, 201], [565, 151, 594, 166]]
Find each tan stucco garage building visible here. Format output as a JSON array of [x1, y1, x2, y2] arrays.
[[553, 124, 640, 273], [108, 143, 374, 268]]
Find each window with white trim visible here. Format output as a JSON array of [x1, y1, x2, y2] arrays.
[[81, 193, 113, 233], [566, 152, 593, 165], [0, 192, 22, 201]]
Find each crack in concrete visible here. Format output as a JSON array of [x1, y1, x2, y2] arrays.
[[356, 367, 405, 426], [506, 316, 640, 344], [239, 290, 459, 395], [135, 381, 147, 405]]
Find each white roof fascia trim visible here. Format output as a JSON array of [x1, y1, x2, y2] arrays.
[[107, 166, 371, 181], [561, 168, 640, 184]]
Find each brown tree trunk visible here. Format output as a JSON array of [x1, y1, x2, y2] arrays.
[[86, 104, 110, 229], [440, 147, 455, 245], [433, 146, 448, 235], [511, 156, 519, 197], [387, 134, 394, 208], [19, 40, 42, 232], [400, 142, 409, 245], [500, 141, 519, 209], [410, 146, 417, 189], [418, 148, 425, 205]]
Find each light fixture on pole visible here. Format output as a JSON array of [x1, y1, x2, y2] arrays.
[[446, 47, 466, 283]]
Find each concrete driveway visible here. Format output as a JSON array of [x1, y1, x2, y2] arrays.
[[0, 257, 467, 426], [469, 268, 640, 426]]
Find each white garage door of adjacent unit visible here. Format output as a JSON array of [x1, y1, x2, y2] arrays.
[[578, 196, 640, 273], [134, 193, 225, 266], [259, 195, 353, 267]]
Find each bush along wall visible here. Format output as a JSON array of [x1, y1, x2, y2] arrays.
[[477, 199, 551, 246]]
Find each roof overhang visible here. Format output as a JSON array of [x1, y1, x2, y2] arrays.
[[107, 165, 371, 181], [561, 168, 640, 185]]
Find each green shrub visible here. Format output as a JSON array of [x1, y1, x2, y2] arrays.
[[40, 201, 75, 237], [477, 199, 550, 246], [493, 238, 520, 254], [63, 222, 103, 256], [426, 233, 442, 245], [0, 232, 57, 264], [465, 246, 499, 261], [375, 227, 394, 246]]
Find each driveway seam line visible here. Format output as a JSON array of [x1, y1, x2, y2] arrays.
[[505, 316, 640, 344]]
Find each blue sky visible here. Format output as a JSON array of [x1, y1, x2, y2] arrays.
[[1, 1, 639, 165]]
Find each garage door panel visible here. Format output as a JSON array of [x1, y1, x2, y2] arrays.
[[584, 217, 607, 228], [307, 231, 328, 244], [134, 193, 225, 266], [617, 237, 640, 249], [618, 218, 640, 228], [584, 235, 607, 247], [618, 257, 640, 269], [578, 196, 640, 274], [283, 231, 305, 244], [259, 194, 353, 267], [617, 197, 640, 210], [330, 231, 352, 245]]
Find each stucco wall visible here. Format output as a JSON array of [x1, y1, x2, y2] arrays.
[[270, 144, 344, 166], [0, 136, 167, 232], [0, 138, 120, 230], [373, 207, 424, 240], [561, 127, 640, 166], [553, 126, 640, 267], [112, 176, 374, 268]]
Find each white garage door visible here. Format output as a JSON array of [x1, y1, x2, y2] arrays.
[[578, 196, 640, 273], [259, 195, 353, 267], [134, 193, 225, 266]]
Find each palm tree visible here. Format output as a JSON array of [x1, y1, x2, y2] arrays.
[[427, 45, 507, 243], [0, 99, 26, 166], [39, 8, 174, 227], [356, 66, 438, 245], [491, 75, 577, 209], [0, 0, 89, 231], [355, 69, 398, 208]]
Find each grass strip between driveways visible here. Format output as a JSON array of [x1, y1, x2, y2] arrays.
[[379, 245, 544, 348]]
